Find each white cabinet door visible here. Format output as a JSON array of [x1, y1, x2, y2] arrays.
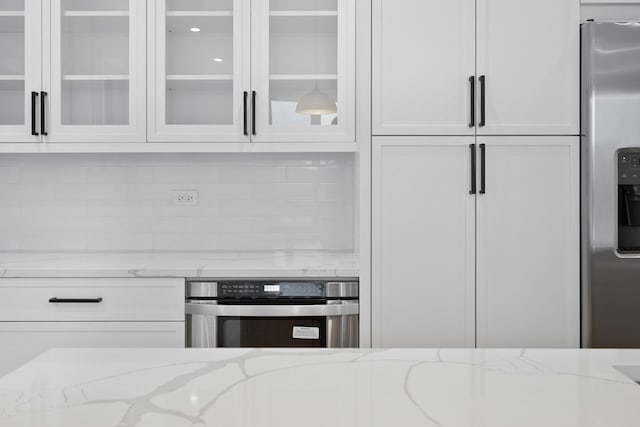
[[0, 322, 185, 378], [372, 137, 476, 348], [148, 0, 250, 143], [476, 136, 579, 348], [44, 0, 146, 142], [250, 0, 355, 142], [476, 0, 579, 135], [372, 0, 476, 136], [0, 0, 41, 143]]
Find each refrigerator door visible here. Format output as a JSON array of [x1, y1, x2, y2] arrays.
[[582, 22, 640, 347]]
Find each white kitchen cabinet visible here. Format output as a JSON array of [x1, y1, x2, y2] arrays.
[[0, 322, 184, 378], [372, 0, 476, 136], [475, 136, 580, 348], [372, 137, 476, 348], [42, 0, 146, 143], [147, 0, 355, 144], [250, 0, 355, 143], [372, 0, 579, 136], [147, 0, 250, 143], [0, 0, 42, 143], [372, 136, 579, 348], [0, 278, 185, 377], [476, 0, 579, 135]]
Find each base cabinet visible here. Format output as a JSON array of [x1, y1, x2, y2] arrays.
[[475, 137, 580, 347], [0, 278, 185, 377], [372, 137, 476, 348], [372, 136, 579, 348], [0, 322, 184, 378]]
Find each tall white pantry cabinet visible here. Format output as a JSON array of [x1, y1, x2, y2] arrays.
[[372, 0, 580, 347]]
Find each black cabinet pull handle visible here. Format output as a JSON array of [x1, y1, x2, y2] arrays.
[[40, 91, 48, 136], [469, 144, 476, 195], [468, 76, 475, 128], [31, 92, 39, 136], [479, 75, 486, 127], [243, 91, 248, 136], [480, 143, 486, 194], [251, 90, 256, 136], [49, 297, 103, 304]]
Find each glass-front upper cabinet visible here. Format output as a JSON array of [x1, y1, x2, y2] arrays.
[[148, 0, 249, 142], [0, 0, 41, 143], [251, 0, 354, 143], [45, 0, 146, 142]]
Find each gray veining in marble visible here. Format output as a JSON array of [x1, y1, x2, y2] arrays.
[[2, 348, 640, 427]]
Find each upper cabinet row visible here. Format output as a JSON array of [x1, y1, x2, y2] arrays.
[[372, 0, 580, 136], [0, 0, 355, 145]]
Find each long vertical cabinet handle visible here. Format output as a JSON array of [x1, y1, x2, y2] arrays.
[[468, 76, 475, 127], [40, 91, 48, 136], [469, 144, 476, 194], [243, 91, 248, 136], [479, 143, 486, 194], [479, 75, 486, 127], [251, 91, 257, 136], [31, 92, 39, 136]]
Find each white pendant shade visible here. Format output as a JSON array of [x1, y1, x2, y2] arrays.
[[295, 88, 337, 115]]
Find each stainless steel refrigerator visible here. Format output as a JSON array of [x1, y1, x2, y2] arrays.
[[582, 21, 640, 347]]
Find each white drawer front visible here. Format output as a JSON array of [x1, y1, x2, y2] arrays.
[[0, 279, 184, 321], [0, 322, 185, 378]]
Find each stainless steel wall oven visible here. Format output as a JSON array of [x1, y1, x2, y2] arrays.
[[185, 280, 359, 348]]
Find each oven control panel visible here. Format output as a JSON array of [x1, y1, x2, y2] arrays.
[[218, 282, 325, 298]]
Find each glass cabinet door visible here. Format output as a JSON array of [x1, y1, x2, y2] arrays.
[[148, 0, 249, 142], [0, 0, 41, 143], [46, 0, 146, 142], [251, 0, 355, 143]]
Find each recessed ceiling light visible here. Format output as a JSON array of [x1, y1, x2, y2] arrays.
[[190, 27, 201, 32], [213, 58, 224, 62]]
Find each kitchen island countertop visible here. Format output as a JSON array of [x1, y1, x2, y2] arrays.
[[1, 348, 640, 426]]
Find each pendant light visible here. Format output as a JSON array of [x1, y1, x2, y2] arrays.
[[296, 1, 337, 116]]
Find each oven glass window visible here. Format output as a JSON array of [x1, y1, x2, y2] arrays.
[[217, 316, 327, 347]]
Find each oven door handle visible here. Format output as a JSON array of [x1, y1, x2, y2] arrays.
[[185, 302, 359, 317]]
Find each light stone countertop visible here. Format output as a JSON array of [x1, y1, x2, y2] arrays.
[[0, 251, 359, 278], [1, 348, 640, 427]]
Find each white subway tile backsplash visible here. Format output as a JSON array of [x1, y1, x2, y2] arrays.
[[0, 153, 354, 252], [220, 166, 287, 184], [186, 216, 253, 233], [0, 167, 20, 183], [86, 167, 128, 183], [0, 200, 21, 217], [87, 233, 154, 251]]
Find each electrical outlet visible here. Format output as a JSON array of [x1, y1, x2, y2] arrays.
[[173, 190, 199, 206]]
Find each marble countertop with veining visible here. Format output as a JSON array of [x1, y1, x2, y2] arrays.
[[1, 348, 640, 427], [0, 251, 359, 278]]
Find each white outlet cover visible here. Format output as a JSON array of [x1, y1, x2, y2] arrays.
[[173, 190, 199, 206]]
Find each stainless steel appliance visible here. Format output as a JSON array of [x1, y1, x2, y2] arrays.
[[185, 280, 359, 348], [582, 21, 640, 347]]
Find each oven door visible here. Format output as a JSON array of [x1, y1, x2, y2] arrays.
[[185, 302, 359, 348]]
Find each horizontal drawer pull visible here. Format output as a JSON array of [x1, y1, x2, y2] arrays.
[[49, 297, 103, 304]]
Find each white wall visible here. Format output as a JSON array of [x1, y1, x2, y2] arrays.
[[0, 153, 354, 252]]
